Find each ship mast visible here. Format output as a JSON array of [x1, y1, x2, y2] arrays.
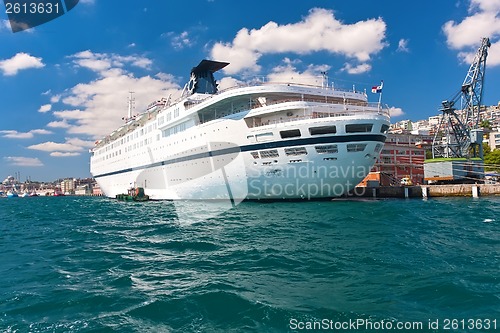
[[127, 91, 135, 121]]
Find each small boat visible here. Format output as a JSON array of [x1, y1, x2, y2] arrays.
[[116, 187, 149, 202], [53, 189, 65, 196], [6, 190, 18, 198], [29, 191, 39, 197]]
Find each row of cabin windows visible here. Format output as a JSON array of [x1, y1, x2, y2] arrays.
[[157, 108, 180, 126], [252, 143, 370, 159], [95, 121, 159, 156], [279, 123, 388, 139]]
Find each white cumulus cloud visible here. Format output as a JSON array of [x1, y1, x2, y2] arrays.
[[443, 0, 500, 65], [265, 58, 331, 85], [41, 50, 182, 140], [397, 39, 410, 53], [27, 137, 95, 157], [38, 104, 52, 113], [0, 129, 52, 139], [4, 156, 43, 167], [0, 52, 45, 76], [341, 63, 372, 74], [389, 107, 405, 117], [70, 50, 153, 74], [210, 7, 387, 74]]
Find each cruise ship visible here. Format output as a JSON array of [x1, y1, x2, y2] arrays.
[[90, 60, 390, 200]]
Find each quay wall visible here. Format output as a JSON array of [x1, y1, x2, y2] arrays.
[[423, 184, 500, 197], [351, 184, 500, 198]]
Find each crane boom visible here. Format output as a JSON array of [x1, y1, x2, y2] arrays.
[[431, 37, 490, 159], [425, 38, 490, 184]]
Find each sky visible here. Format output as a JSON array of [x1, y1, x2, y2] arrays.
[[1, 0, 500, 182]]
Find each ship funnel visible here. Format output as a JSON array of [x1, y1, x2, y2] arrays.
[[186, 60, 229, 95]]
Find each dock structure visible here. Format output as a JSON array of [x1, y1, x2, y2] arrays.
[[351, 184, 500, 199]]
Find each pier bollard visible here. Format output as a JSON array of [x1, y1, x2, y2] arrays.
[[372, 188, 377, 198], [404, 187, 409, 198], [472, 185, 479, 198], [422, 186, 428, 198]]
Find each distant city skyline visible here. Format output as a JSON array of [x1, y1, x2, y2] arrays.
[[1, 0, 500, 181]]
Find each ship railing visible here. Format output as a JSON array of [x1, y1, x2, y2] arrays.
[[180, 80, 370, 110], [217, 79, 367, 95], [183, 92, 386, 113], [251, 105, 390, 128]]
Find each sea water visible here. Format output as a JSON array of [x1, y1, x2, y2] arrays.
[[0, 196, 498, 332]]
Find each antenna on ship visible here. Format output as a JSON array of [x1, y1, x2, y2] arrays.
[[321, 71, 328, 88], [127, 91, 135, 121]]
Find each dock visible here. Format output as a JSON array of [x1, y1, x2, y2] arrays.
[[351, 184, 500, 199]]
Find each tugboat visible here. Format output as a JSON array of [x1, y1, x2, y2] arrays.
[[116, 187, 149, 202]]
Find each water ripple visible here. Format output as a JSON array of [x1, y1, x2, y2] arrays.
[[0, 196, 498, 332]]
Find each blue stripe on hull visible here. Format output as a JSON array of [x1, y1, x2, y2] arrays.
[[93, 134, 386, 179]]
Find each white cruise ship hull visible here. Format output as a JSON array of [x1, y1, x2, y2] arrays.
[[90, 62, 390, 200]]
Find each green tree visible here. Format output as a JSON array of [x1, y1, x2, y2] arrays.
[[484, 149, 500, 172], [480, 119, 492, 130], [483, 142, 491, 155], [425, 149, 433, 160]]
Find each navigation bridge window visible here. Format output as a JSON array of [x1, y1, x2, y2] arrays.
[[309, 126, 337, 135], [280, 129, 301, 139], [345, 124, 373, 133]]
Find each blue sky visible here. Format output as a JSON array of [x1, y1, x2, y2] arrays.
[[1, 0, 500, 182]]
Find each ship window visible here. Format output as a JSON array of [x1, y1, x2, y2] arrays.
[[284, 147, 307, 156], [250, 152, 259, 159], [315, 145, 338, 154], [280, 129, 301, 139], [345, 124, 373, 133], [309, 126, 336, 135], [347, 143, 367, 152], [260, 149, 279, 158], [374, 144, 383, 153], [381, 124, 389, 133], [256, 132, 274, 142]]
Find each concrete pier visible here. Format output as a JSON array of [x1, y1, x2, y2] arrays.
[[351, 184, 500, 199], [422, 184, 500, 197]]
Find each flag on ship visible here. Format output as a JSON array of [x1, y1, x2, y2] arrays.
[[371, 81, 383, 93]]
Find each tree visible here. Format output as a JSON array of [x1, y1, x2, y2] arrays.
[[480, 119, 492, 130], [483, 142, 491, 155], [484, 149, 500, 172]]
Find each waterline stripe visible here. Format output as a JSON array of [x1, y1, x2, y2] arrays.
[[93, 134, 386, 178]]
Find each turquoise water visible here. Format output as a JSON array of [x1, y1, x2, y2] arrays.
[[0, 196, 498, 332]]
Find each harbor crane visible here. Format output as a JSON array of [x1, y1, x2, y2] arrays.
[[424, 37, 490, 183]]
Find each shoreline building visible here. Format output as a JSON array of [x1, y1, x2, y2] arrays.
[[359, 133, 428, 186]]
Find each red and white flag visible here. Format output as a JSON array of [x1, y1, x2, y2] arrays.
[[371, 81, 383, 93]]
